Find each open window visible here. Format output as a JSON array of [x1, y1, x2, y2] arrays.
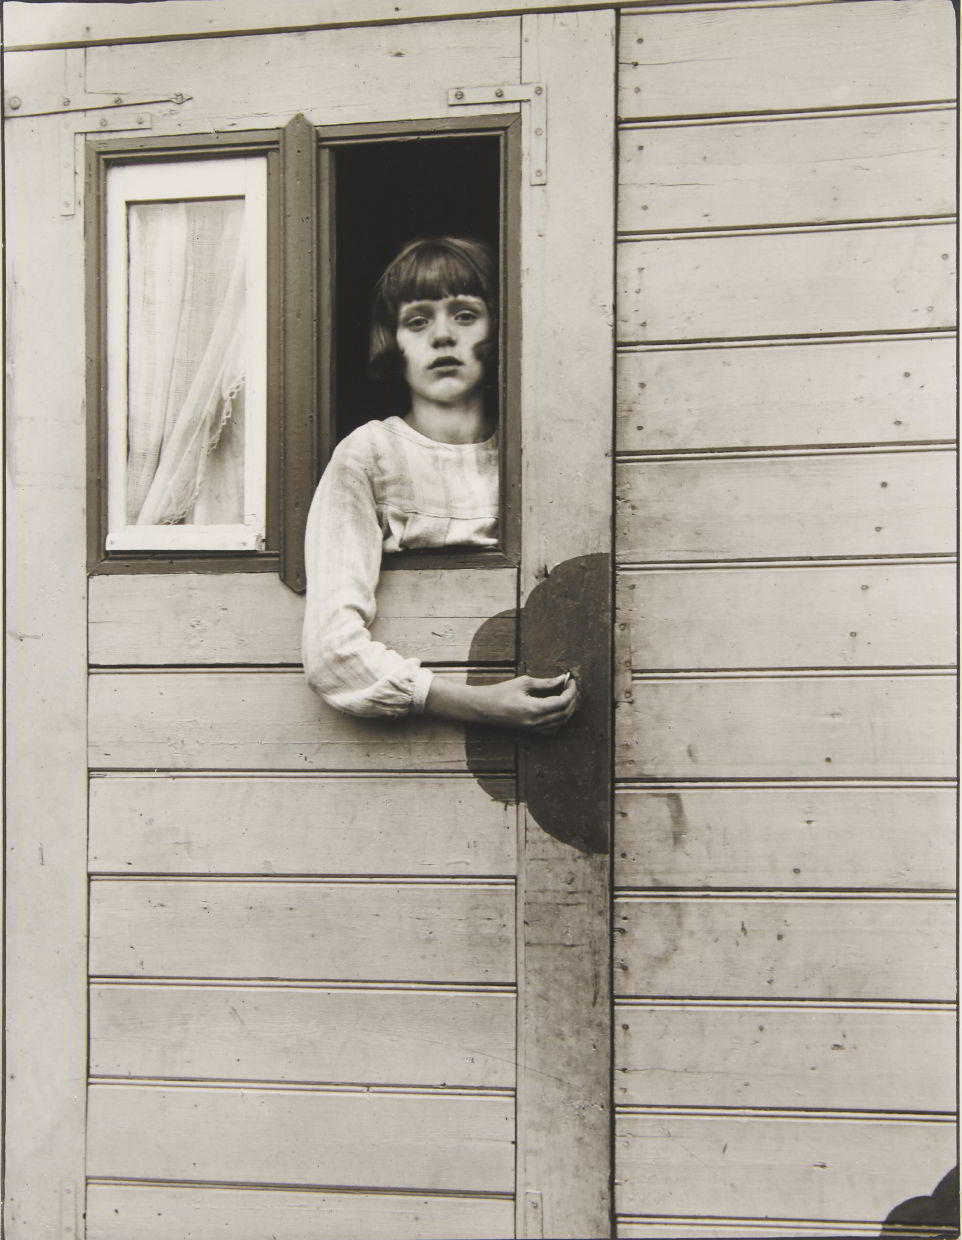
[[87, 114, 519, 585]]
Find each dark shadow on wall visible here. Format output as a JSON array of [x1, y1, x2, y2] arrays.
[[879, 1165, 959, 1238]]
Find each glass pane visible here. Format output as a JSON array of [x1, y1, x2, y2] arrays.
[[126, 197, 246, 526]]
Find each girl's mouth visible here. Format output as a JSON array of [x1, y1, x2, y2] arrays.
[[429, 357, 462, 369]]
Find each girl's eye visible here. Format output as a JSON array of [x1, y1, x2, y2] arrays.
[[402, 316, 429, 331], [455, 310, 479, 324]]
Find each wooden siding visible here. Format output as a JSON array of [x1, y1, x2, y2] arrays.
[[89, 774, 516, 874], [618, 0, 956, 119], [618, 562, 956, 670], [88, 569, 516, 665], [616, 450, 955, 562], [613, 895, 954, 1000], [617, 224, 955, 343], [618, 107, 956, 233], [616, 336, 955, 453], [87, 1083, 515, 1192], [88, 669, 515, 771], [615, 1002, 955, 1112], [615, 1113, 957, 1222], [90, 982, 515, 1087], [86, 1184, 514, 1240], [90, 878, 515, 982], [616, 673, 956, 780], [614, 785, 956, 891]]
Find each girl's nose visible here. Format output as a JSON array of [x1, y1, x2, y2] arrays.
[[430, 314, 456, 345]]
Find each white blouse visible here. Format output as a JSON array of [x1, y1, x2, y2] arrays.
[[302, 416, 499, 717]]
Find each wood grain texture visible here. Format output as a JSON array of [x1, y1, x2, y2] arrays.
[[619, 109, 956, 232], [89, 774, 516, 875], [516, 12, 616, 1237], [617, 1222, 940, 1240], [90, 879, 514, 982], [616, 336, 956, 452], [616, 674, 956, 780], [617, 562, 957, 670], [613, 896, 954, 999], [87, 1183, 514, 1240], [614, 786, 957, 890], [616, 451, 956, 563], [82, 18, 519, 126], [87, 1083, 514, 1192], [617, 225, 956, 343], [88, 568, 516, 665], [88, 669, 515, 771], [619, 0, 956, 120], [615, 1002, 955, 1111], [90, 983, 515, 1087], [615, 1112, 957, 1221], [8, 0, 613, 47], [4, 113, 88, 1239]]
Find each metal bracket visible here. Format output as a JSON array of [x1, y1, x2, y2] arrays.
[[447, 82, 546, 185], [4, 48, 187, 118]]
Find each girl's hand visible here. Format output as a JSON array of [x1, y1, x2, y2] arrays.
[[425, 673, 579, 732]]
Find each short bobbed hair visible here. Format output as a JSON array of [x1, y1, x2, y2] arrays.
[[369, 236, 498, 405]]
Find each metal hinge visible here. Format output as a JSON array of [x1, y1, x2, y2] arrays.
[[447, 82, 546, 185], [4, 48, 187, 119]]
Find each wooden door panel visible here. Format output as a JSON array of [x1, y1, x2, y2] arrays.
[[87, 1084, 514, 1192], [86, 1184, 514, 1240], [90, 983, 515, 1087], [90, 879, 515, 982], [88, 670, 515, 771], [89, 569, 516, 665], [89, 774, 516, 875]]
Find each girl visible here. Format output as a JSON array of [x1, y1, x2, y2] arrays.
[[302, 235, 579, 731]]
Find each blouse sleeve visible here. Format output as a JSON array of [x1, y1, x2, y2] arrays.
[[301, 434, 434, 718]]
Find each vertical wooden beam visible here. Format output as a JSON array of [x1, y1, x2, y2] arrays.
[[516, 11, 616, 1238], [4, 112, 89, 1239]]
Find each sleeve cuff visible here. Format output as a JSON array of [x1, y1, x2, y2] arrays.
[[410, 666, 435, 714]]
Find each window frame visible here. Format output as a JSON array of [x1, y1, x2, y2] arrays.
[[103, 156, 269, 553], [86, 112, 520, 587]]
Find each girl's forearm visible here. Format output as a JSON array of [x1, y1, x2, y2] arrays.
[[422, 677, 486, 723]]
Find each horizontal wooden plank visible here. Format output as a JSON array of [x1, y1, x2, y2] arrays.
[[88, 569, 516, 666], [617, 226, 955, 342], [614, 896, 954, 999], [616, 674, 956, 780], [87, 1183, 513, 1240], [615, 1003, 954, 1111], [617, 562, 956, 670], [616, 336, 956, 452], [89, 774, 516, 875], [90, 879, 514, 982], [7, 0, 605, 48], [617, 1220, 946, 1240], [619, 109, 956, 233], [615, 786, 956, 890], [90, 983, 515, 1087], [618, 1, 956, 120], [616, 451, 955, 563], [87, 1083, 513, 1192], [616, 1113, 956, 1221], [81, 19, 518, 126], [88, 670, 514, 771]]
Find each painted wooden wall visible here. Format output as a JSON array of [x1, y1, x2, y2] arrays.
[[612, 1, 958, 1236]]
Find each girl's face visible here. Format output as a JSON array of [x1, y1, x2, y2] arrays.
[[395, 294, 490, 408]]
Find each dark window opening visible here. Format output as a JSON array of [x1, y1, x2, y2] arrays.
[[330, 134, 501, 442]]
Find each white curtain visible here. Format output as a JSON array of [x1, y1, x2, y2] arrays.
[[126, 197, 247, 526]]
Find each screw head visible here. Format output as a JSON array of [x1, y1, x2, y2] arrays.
[[494, 87, 504, 98], [534, 85, 543, 95], [535, 169, 543, 178], [7, 96, 21, 110], [62, 97, 71, 107], [454, 89, 464, 100], [99, 116, 108, 127], [113, 95, 123, 104]]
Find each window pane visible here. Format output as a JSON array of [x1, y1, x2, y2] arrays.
[[126, 197, 246, 527]]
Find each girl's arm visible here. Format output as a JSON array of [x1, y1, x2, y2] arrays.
[[302, 435, 433, 718], [424, 673, 580, 732]]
